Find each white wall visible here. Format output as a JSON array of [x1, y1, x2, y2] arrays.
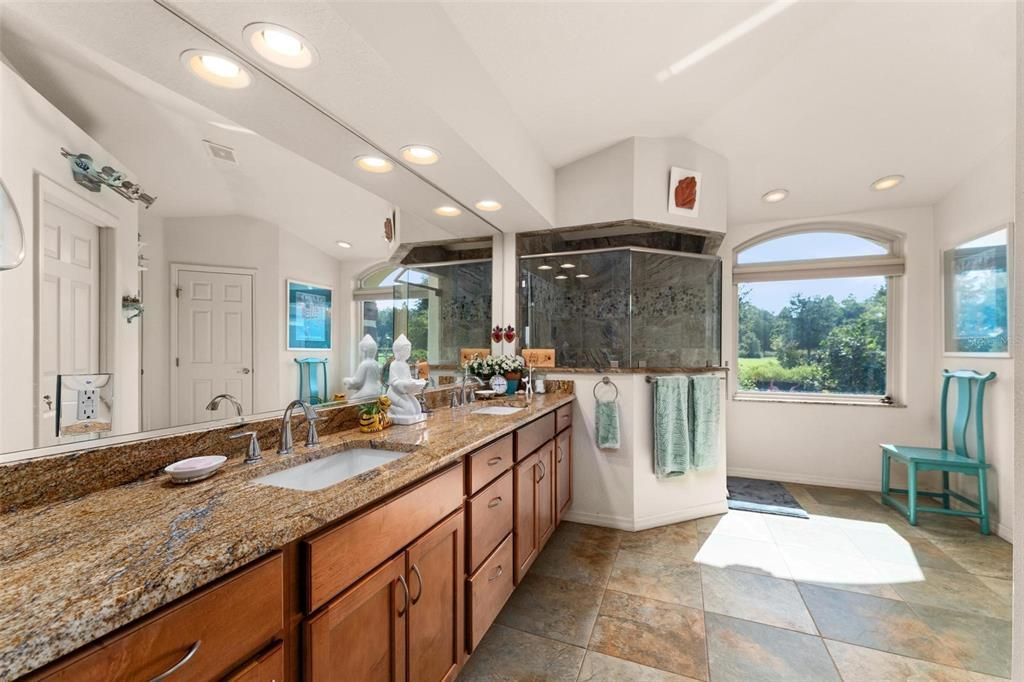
[[557, 373, 728, 530], [723, 207, 938, 493], [933, 139, 1015, 539], [0, 62, 139, 454]]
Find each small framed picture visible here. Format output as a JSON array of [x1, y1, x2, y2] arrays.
[[287, 279, 333, 350], [668, 167, 702, 218]]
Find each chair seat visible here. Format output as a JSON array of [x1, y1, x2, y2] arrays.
[[881, 443, 987, 468]]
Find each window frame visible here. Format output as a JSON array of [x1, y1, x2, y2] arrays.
[[940, 223, 1014, 359], [731, 222, 904, 406]]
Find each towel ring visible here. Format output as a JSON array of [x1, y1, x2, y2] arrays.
[[593, 376, 619, 401]]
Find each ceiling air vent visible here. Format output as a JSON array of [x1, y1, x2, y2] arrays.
[[203, 139, 238, 165]]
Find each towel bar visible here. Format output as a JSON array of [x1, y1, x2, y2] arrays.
[[645, 374, 726, 383]]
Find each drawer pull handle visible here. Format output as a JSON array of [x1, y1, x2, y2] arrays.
[[487, 456, 503, 466], [410, 564, 424, 604], [488, 565, 503, 582], [556, 445, 563, 463], [536, 461, 546, 483], [397, 574, 410, 616], [149, 640, 201, 682], [488, 496, 503, 508]]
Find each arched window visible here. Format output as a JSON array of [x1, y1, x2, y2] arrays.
[[733, 224, 903, 402]]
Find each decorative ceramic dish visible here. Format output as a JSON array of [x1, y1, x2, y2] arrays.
[[475, 389, 497, 400], [164, 455, 227, 484]]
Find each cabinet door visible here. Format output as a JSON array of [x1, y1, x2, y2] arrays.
[[536, 441, 556, 550], [555, 428, 573, 524], [406, 510, 465, 682], [513, 451, 540, 584], [305, 555, 407, 682]]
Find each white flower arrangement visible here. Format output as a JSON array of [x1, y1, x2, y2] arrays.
[[464, 354, 526, 377]]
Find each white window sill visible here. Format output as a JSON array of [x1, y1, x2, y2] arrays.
[[732, 393, 905, 408]]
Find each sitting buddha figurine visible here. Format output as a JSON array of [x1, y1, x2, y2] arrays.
[[343, 334, 383, 401], [386, 334, 428, 424]]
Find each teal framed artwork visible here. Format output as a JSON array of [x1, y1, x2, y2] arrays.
[[287, 279, 333, 350]]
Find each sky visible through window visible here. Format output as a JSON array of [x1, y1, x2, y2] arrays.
[[740, 232, 888, 312]]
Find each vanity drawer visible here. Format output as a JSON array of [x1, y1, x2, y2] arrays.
[[556, 404, 573, 433], [305, 462, 463, 612], [466, 534, 514, 652], [514, 413, 555, 461], [35, 553, 283, 682], [467, 470, 514, 572], [466, 434, 513, 496]]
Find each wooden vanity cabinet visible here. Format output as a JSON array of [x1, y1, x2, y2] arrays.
[[226, 641, 285, 682], [32, 553, 284, 682], [512, 450, 540, 583], [536, 441, 556, 549]]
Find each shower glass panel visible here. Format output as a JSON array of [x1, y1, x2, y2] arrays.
[[519, 248, 721, 369]]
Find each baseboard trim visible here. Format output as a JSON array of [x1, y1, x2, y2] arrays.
[[727, 467, 878, 492], [562, 499, 728, 532]]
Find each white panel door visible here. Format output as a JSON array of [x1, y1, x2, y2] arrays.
[[37, 201, 100, 446], [174, 269, 253, 426]]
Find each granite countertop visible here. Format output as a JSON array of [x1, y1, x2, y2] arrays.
[[0, 392, 575, 680]]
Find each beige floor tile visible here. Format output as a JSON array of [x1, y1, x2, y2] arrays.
[[910, 602, 1011, 678], [825, 639, 1005, 682], [577, 651, 700, 682], [931, 536, 1013, 581], [619, 521, 699, 559], [459, 624, 586, 681], [842, 526, 964, 573], [495, 572, 604, 647], [705, 613, 840, 682], [694, 533, 792, 579], [765, 513, 862, 554], [606, 549, 702, 609], [887, 564, 1011, 620], [701, 565, 817, 634], [531, 525, 620, 587], [701, 510, 774, 542], [589, 590, 708, 681]]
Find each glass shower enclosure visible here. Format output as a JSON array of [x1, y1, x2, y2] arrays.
[[518, 248, 722, 369]]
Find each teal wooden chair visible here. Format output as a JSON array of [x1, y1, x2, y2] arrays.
[[881, 370, 996, 534]]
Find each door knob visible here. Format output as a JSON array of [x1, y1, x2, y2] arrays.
[[240, 368, 251, 375], [42, 394, 53, 410]]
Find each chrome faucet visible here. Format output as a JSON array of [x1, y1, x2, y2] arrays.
[[229, 430, 262, 464], [461, 374, 485, 406], [206, 393, 244, 421], [278, 399, 322, 455], [524, 366, 535, 403]]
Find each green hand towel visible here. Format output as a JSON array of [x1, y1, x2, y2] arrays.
[[595, 399, 620, 450], [691, 375, 720, 470], [654, 376, 691, 478]]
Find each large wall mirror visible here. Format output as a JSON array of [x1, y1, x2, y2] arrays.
[[0, 1, 500, 461]]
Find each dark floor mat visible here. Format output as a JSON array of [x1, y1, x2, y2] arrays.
[[727, 477, 809, 518]]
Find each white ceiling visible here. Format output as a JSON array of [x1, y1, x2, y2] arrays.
[[440, 0, 1016, 224]]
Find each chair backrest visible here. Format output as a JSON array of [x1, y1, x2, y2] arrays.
[[940, 370, 997, 463]]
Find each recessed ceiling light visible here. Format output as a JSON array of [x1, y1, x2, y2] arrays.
[[400, 145, 441, 165], [434, 206, 461, 217], [475, 199, 502, 212], [871, 174, 904, 191], [576, 273, 590, 279], [761, 189, 789, 203], [555, 274, 569, 280], [244, 23, 317, 69], [336, 240, 352, 248], [560, 263, 576, 269], [537, 264, 553, 271], [181, 50, 251, 89], [354, 155, 394, 174]]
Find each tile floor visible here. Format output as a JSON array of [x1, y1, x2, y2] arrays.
[[458, 483, 1012, 682]]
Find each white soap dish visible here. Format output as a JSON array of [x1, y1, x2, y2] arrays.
[[165, 455, 227, 484], [474, 390, 497, 400]]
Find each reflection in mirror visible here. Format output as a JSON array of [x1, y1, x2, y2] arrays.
[[0, 4, 497, 460], [0, 179, 25, 270]]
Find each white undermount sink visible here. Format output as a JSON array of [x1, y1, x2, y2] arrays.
[[254, 448, 408, 492], [471, 406, 526, 416]]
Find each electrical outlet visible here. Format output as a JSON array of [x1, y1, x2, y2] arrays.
[[77, 389, 98, 420]]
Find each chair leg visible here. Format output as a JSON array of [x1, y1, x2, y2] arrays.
[[907, 463, 918, 526], [941, 471, 951, 509], [977, 469, 990, 535], [881, 452, 891, 496]]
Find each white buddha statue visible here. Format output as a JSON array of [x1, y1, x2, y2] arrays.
[[343, 335, 383, 400], [386, 334, 427, 424]]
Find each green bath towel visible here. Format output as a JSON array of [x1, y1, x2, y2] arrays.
[[654, 376, 691, 478], [691, 374, 720, 470], [595, 399, 620, 450]]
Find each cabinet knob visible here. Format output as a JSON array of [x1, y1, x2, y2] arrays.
[[488, 565, 503, 582], [488, 496, 503, 508]]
